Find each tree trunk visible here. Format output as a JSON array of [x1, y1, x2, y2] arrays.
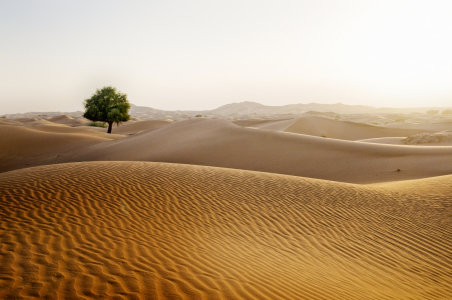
[[107, 122, 113, 134]]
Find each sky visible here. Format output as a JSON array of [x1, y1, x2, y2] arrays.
[[1, 0, 452, 114]]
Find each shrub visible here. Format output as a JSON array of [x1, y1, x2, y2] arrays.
[[442, 109, 452, 115], [87, 121, 107, 128], [195, 115, 202, 117]]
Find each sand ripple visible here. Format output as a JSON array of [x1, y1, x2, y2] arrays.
[[0, 162, 451, 299]]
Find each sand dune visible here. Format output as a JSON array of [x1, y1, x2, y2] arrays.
[[370, 172, 452, 194], [0, 120, 22, 126], [0, 161, 451, 299], [232, 118, 297, 131], [359, 136, 452, 146], [0, 125, 120, 173], [232, 118, 271, 127], [384, 121, 452, 131], [47, 114, 90, 127], [340, 114, 388, 124], [232, 118, 289, 127], [111, 119, 172, 135], [67, 125, 111, 132], [67, 118, 452, 183], [252, 118, 298, 131], [2, 118, 452, 183], [357, 137, 406, 145], [284, 116, 434, 140], [14, 117, 68, 127], [30, 125, 125, 139]]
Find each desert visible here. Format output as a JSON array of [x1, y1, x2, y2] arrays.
[[1, 102, 452, 299], [3, 1, 452, 299]]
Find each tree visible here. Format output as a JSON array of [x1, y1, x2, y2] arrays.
[[83, 86, 131, 134]]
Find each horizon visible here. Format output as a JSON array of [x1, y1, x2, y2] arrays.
[[3, 100, 452, 116], [2, 0, 452, 114]]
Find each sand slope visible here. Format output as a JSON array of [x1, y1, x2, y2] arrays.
[[357, 137, 406, 145], [0, 162, 451, 299], [47, 115, 90, 127], [112, 120, 172, 135], [30, 125, 125, 140], [359, 136, 452, 146], [252, 118, 298, 131], [14, 118, 68, 127], [71, 119, 452, 183], [2, 118, 452, 183], [284, 116, 434, 140], [0, 125, 120, 173], [384, 121, 452, 131], [0, 119, 22, 126], [231, 118, 274, 127], [232, 118, 297, 131]]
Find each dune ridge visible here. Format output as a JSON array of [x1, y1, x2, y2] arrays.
[[69, 118, 452, 183], [2, 118, 452, 182], [14, 118, 69, 127], [384, 121, 452, 131], [0, 125, 122, 173], [0, 161, 451, 299], [284, 116, 435, 140], [46, 115, 90, 127], [112, 120, 172, 135]]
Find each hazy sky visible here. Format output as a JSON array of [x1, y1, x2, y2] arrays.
[[1, 0, 452, 114]]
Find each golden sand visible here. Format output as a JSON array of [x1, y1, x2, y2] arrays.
[[0, 162, 451, 299]]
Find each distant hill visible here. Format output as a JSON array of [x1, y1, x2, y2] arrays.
[[210, 101, 271, 115], [3, 101, 452, 120]]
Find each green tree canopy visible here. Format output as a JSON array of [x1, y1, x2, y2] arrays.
[[83, 86, 131, 133]]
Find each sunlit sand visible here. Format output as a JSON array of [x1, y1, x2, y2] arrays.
[[1, 108, 452, 299]]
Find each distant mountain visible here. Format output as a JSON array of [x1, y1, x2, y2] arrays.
[[3, 110, 84, 119], [129, 104, 162, 114], [3, 101, 451, 120], [210, 101, 271, 115], [209, 101, 452, 116]]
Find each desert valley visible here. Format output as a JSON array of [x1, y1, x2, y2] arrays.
[[1, 101, 452, 299]]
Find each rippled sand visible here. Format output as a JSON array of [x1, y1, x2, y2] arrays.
[[1, 162, 451, 299]]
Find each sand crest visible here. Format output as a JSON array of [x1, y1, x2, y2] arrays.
[[112, 120, 172, 135], [0, 162, 451, 299], [46, 115, 90, 127], [284, 116, 434, 140], [0, 125, 121, 173], [68, 118, 452, 183]]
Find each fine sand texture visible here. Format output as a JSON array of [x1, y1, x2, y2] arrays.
[[0, 161, 451, 299], [284, 116, 434, 140], [68, 119, 452, 184]]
